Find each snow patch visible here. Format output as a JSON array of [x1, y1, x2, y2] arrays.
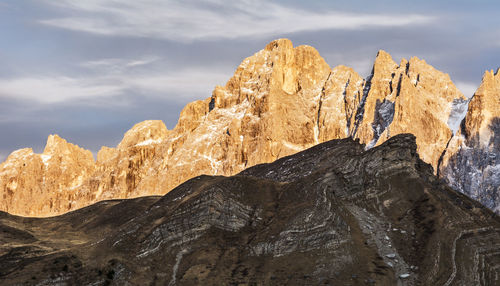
[[447, 98, 469, 134], [136, 138, 163, 146], [201, 154, 222, 174], [240, 87, 255, 95], [41, 154, 52, 165], [367, 99, 395, 149]]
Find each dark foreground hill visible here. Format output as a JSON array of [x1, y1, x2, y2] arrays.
[[1, 134, 500, 285]]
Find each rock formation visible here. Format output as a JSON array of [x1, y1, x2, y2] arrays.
[[2, 134, 500, 285], [0, 38, 497, 217], [0, 135, 95, 215], [439, 69, 500, 212]]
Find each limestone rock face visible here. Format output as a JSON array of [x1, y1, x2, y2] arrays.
[[0, 135, 95, 216], [439, 69, 500, 211], [0, 39, 497, 216], [353, 51, 466, 169]]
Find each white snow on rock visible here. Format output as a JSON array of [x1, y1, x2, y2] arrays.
[[41, 154, 52, 165], [136, 138, 163, 146], [447, 98, 470, 134]]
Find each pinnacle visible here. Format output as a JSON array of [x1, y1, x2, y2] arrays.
[[372, 49, 397, 74], [478, 69, 500, 90], [375, 49, 392, 60], [264, 38, 293, 52], [0, 39, 496, 218], [43, 134, 69, 154]]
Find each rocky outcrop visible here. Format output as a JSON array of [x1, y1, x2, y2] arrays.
[[0, 39, 496, 216], [352, 51, 466, 169], [0, 135, 95, 216], [439, 69, 500, 212], [2, 134, 500, 285]]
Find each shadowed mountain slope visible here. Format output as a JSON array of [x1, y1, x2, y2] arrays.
[[1, 134, 500, 285]]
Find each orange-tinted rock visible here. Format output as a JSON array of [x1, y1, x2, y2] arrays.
[[352, 52, 466, 170], [0, 39, 493, 216], [0, 136, 95, 216], [439, 69, 500, 211], [464, 69, 500, 146]]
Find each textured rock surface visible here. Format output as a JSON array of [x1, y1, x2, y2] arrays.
[[439, 69, 500, 212], [0, 38, 496, 217], [352, 51, 466, 169], [0, 135, 95, 216], [1, 134, 500, 285]]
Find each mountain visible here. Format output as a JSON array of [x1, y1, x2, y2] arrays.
[[439, 69, 500, 212], [0, 38, 498, 217], [1, 134, 500, 285]]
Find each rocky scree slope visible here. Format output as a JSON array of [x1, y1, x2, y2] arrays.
[[1, 134, 500, 285], [0, 38, 498, 216]]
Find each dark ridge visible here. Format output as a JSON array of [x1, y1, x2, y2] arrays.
[[1, 134, 499, 285]]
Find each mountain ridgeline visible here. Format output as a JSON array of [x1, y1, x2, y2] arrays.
[[2, 134, 500, 285], [0, 38, 498, 216]]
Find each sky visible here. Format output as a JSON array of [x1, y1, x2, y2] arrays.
[[0, 0, 499, 162]]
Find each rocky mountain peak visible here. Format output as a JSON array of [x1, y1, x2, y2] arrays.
[[464, 69, 500, 146], [117, 120, 169, 149], [0, 38, 498, 216], [44, 134, 66, 152], [439, 67, 499, 212], [264, 38, 293, 51], [353, 48, 465, 169], [0, 134, 95, 216], [373, 49, 398, 75], [43, 134, 93, 160]]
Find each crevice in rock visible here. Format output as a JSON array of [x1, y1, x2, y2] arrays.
[[389, 72, 395, 94], [316, 72, 333, 142], [395, 73, 403, 97], [351, 75, 372, 137], [367, 99, 395, 149], [436, 134, 454, 178], [343, 78, 352, 135], [209, 97, 215, 112]]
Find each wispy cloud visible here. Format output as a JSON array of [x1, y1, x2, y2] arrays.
[[40, 0, 434, 42], [0, 57, 231, 104], [0, 76, 124, 103], [81, 56, 161, 69]]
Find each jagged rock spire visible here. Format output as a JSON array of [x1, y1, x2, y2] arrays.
[[0, 39, 496, 216]]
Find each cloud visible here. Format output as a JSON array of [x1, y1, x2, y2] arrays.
[[39, 0, 434, 42], [126, 69, 230, 96], [0, 57, 232, 104], [0, 76, 124, 103], [81, 56, 161, 71]]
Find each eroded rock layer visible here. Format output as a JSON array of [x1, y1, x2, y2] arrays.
[[0, 39, 497, 216], [1, 135, 500, 285]]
